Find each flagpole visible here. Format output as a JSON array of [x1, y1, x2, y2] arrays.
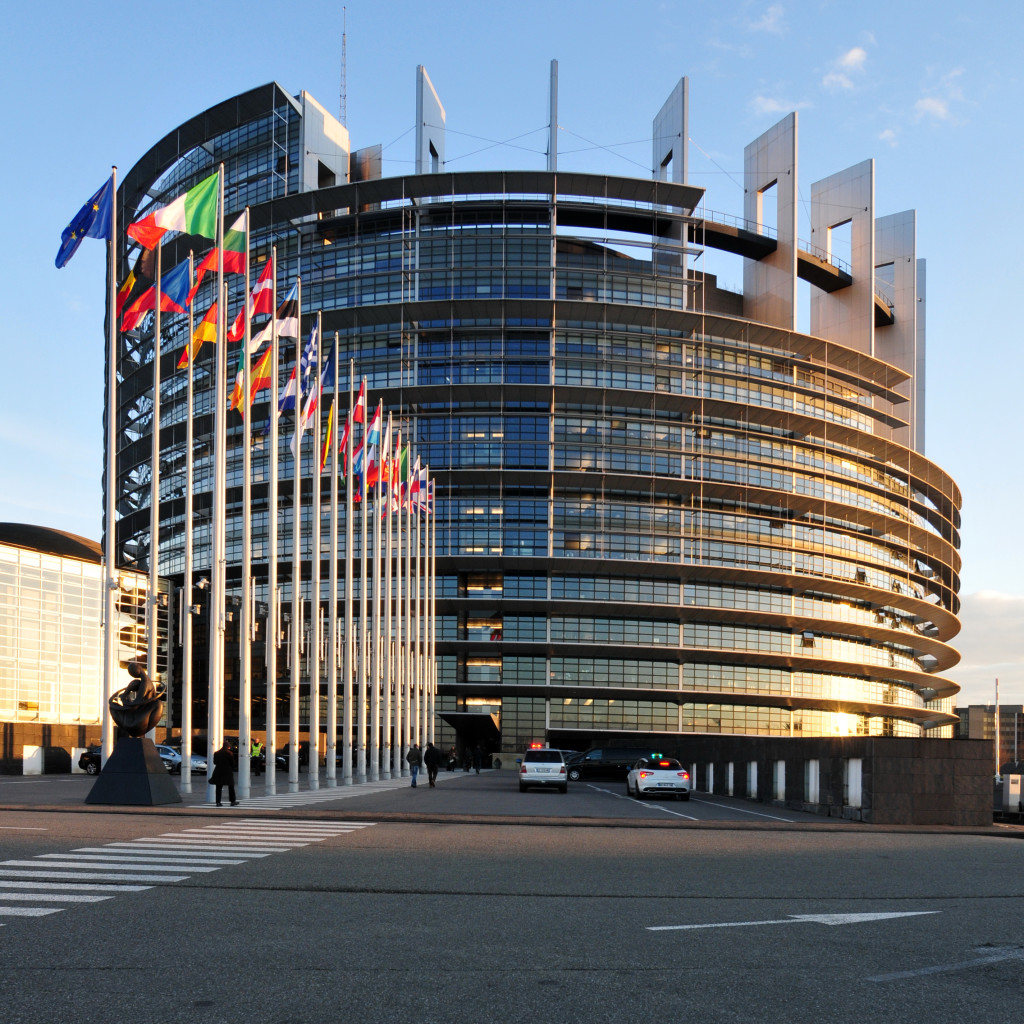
[[206, 166, 226, 802], [343, 360, 354, 786], [289, 276, 303, 794], [415, 490, 423, 745], [327, 333, 340, 787], [404, 458, 413, 754], [148, 243, 162, 712], [382, 414, 393, 781], [392, 433, 404, 780], [309, 309, 323, 791], [265, 246, 279, 796], [102, 165, 118, 768], [181, 250, 195, 795], [429, 473, 437, 745], [370, 415, 381, 783], [357, 380, 368, 783], [238, 207, 253, 799]]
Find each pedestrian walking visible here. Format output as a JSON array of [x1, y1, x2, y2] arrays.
[[473, 744, 484, 774], [447, 745, 457, 771], [210, 739, 239, 807], [462, 747, 473, 772], [423, 742, 442, 787], [406, 743, 422, 787]]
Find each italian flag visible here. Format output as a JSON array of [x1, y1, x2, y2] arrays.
[[127, 171, 220, 250]]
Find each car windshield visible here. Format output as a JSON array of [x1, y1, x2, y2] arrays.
[[524, 751, 563, 763]]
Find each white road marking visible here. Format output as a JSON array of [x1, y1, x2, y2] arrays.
[[689, 796, 797, 822], [62, 851, 250, 865], [0, 827, 47, 831], [589, 784, 699, 820], [107, 843, 271, 857], [7, 859, 221, 872], [0, 881, 151, 892], [0, 869, 188, 882], [0, 892, 112, 903], [649, 911, 939, 932], [0, 820, 375, 930], [869, 946, 1024, 982]]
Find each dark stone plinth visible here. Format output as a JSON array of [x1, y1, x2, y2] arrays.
[[84, 737, 182, 806]]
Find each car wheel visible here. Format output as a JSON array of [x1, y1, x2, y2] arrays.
[[626, 780, 633, 797], [559, 784, 567, 794], [84, 762, 99, 776], [681, 792, 690, 801], [519, 782, 527, 793], [567, 767, 581, 782]]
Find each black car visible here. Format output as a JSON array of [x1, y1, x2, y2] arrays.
[[78, 747, 102, 775], [565, 747, 662, 782]]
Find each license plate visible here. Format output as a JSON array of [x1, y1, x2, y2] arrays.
[[657, 783, 675, 787], [536, 768, 551, 773]]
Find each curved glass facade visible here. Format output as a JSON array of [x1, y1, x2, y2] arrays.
[[111, 81, 961, 760]]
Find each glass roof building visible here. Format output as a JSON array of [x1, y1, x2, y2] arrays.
[[110, 72, 961, 762]]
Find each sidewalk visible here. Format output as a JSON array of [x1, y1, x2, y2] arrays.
[[187, 765, 473, 810], [0, 765, 485, 812]]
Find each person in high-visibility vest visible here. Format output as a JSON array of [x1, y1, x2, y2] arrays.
[[250, 737, 263, 777]]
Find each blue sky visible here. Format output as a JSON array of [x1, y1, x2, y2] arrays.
[[2, 0, 1020, 703]]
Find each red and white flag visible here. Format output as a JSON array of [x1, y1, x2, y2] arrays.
[[228, 259, 274, 342]]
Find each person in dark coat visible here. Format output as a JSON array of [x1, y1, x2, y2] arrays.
[[473, 744, 484, 774], [210, 740, 239, 807], [405, 743, 422, 787], [423, 742, 443, 787]]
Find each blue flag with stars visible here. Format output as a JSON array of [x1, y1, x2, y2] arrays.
[[55, 175, 114, 268]]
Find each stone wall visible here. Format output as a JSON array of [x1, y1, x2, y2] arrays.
[[550, 732, 993, 826]]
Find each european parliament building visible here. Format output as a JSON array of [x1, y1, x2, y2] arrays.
[[111, 71, 961, 762]]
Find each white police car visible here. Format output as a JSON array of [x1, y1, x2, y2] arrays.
[[519, 747, 568, 793], [625, 755, 691, 800]]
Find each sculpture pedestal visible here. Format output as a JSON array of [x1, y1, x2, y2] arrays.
[[84, 737, 183, 806]]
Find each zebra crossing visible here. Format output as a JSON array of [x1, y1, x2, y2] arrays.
[[0, 818, 373, 926]]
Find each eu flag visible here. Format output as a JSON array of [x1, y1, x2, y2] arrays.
[[55, 175, 114, 268]]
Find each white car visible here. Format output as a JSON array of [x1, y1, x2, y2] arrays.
[[626, 756, 691, 800], [156, 744, 208, 775], [519, 748, 568, 793]]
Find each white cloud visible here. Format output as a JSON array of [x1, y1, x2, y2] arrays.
[[839, 46, 867, 71], [951, 591, 1024, 706], [878, 128, 898, 147], [915, 67, 965, 123], [747, 4, 784, 34], [915, 96, 950, 121], [822, 46, 868, 91], [751, 94, 809, 116]]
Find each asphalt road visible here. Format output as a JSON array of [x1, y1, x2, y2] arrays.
[[0, 772, 1022, 1023]]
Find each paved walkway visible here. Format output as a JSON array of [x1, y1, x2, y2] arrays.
[[182, 767, 478, 811]]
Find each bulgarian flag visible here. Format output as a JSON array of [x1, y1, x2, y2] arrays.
[[127, 171, 220, 250], [178, 300, 218, 368], [187, 212, 246, 306]]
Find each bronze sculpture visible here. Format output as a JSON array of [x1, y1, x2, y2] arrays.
[[109, 662, 165, 736]]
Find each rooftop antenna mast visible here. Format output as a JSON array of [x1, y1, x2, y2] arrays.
[[339, 6, 347, 125]]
